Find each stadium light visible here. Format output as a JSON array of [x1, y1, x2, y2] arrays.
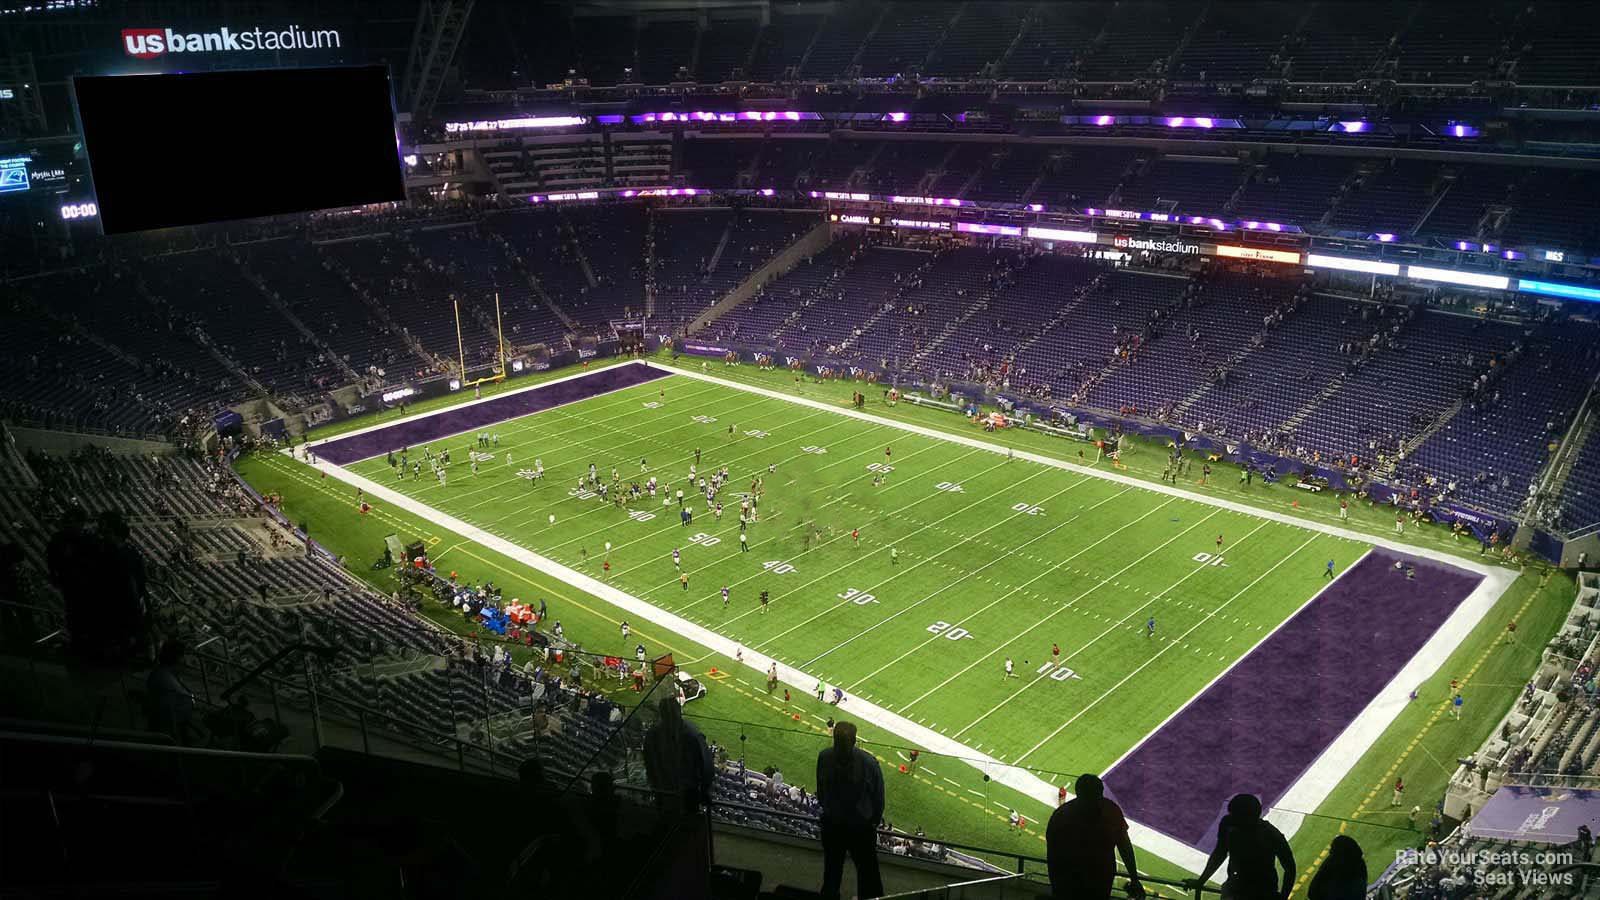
[[1025, 226, 1098, 244], [1305, 253, 1401, 276], [956, 222, 1022, 236], [1517, 279, 1600, 303], [1406, 265, 1509, 290]]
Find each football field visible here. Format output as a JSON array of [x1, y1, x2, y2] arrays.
[[296, 361, 1508, 865]]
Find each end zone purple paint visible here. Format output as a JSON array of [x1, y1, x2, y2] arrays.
[[1106, 550, 1483, 847], [311, 364, 671, 465]]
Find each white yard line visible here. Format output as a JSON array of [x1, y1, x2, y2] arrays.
[[836, 490, 1164, 687], [625, 443, 980, 607], [296, 447, 1214, 874], [659, 362, 1506, 579], [758, 473, 1102, 656], [898, 505, 1226, 713], [652, 362, 1516, 842], [288, 360, 1516, 874], [1014, 531, 1318, 762]]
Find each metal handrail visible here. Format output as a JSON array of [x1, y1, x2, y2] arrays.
[[870, 872, 1026, 899]]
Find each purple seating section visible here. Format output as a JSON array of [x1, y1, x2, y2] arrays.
[[1407, 323, 1600, 520], [137, 250, 346, 399], [407, 225, 567, 350], [653, 210, 818, 328], [3, 270, 242, 435], [701, 241, 1600, 519], [244, 238, 406, 378], [1561, 433, 1600, 533]]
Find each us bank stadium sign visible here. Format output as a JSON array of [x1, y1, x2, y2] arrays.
[[121, 26, 341, 58], [1112, 235, 1202, 255]]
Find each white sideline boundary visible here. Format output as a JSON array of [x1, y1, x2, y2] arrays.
[[293, 359, 1517, 874]]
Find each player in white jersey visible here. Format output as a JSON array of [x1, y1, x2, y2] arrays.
[[1003, 657, 1014, 680]]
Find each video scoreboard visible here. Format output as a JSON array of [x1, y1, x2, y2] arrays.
[[0, 144, 74, 196]]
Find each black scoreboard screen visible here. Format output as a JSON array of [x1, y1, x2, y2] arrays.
[[73, 65, 404, 234]]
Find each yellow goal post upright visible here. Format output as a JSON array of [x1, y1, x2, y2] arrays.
[[453, 292, 510, 389]]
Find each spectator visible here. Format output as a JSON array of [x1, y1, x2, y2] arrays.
[[815, 721, 885, 900], [1046, 773, 1144, 900], [145, 638, 198, 744], [1307, 835, 1366, 900], [641, 695, 712, 814], [1187, 793, 1295, 900]]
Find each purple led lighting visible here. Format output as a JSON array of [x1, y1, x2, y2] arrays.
[[1166, 116, 1185, 128], [1375, 233, 1396, 242], [1455, 241, 1474, 251], [1266, 222, 1282, 232], [1095, 114, 1114, 126], [1028, 203, 1043, 212], [785, 111, 800, 121], [1337, 120, 1369, 133], [886, 112, 908, 123], [760, 188, 775, 197], [1195, 117, 1214, 129]]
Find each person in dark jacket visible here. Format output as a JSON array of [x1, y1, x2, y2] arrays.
[[641, 695, 712, 813], [1307, 835, 1366, 900], [815, 721, 884, 900], [1046, 773, 1145, 899], [1187, 793, 1295, 900]]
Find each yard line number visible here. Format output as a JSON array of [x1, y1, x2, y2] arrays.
[[1035, 662, 1084, 682], [837, 587, 879, 605], [927, 621, 973, 641]]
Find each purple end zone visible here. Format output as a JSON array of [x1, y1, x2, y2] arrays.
[[1105, 550, 1483, 847], [313, 364, 671, 465]]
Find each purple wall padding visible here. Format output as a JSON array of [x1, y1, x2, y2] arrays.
[[1105, 550, 1483, 846]]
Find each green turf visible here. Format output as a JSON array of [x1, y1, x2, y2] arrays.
[[338, 369, 1361, 781], [238, 450, 1189, 884], [240, 357, 1553, 894]]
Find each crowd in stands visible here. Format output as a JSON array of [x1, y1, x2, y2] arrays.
[[702, 236, 1600, 524], [457, 0, 1600, 99]]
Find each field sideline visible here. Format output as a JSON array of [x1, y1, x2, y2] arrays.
[[281, 358, 1518, 872]]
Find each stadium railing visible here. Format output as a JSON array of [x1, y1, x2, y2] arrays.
[[1, 595, 1229, 897]]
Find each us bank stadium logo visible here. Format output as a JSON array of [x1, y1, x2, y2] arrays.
[[121, 26, 342, 59]]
